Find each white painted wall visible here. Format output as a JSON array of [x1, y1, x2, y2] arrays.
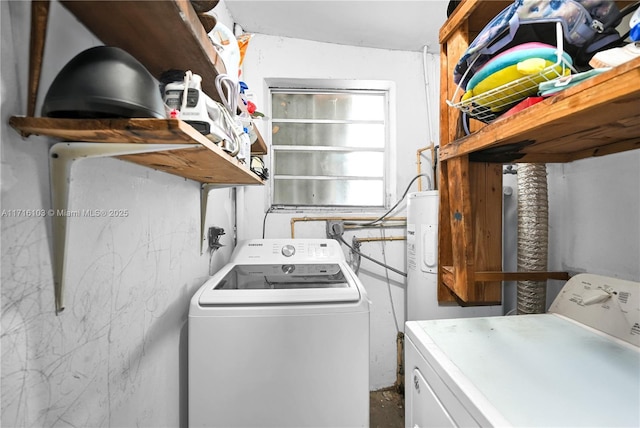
[[547, 152, 640, 280], [1, 2, 236, 427], [502, 153, 640, 315], [237, 33, 439, 389]]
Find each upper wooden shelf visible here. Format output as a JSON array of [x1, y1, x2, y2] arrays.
[[440, 57, 640, 163], [440, 0, 508, 44], [57, 0, 268, 155], [441, 1, 637, 45], [440, 0, 639, 164], [60, 0, 223, 101], [19, 0, 267, 185], [9, 116, 264, 185]]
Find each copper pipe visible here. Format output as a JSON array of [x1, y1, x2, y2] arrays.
[[290, 216, 406, 238], [344, 222, 405, 231], [353, 236, 406, 243], [416, 142, 435, 191]]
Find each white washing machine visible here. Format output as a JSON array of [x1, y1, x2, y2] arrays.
[[189, 239, 370, 428], [405, 273, 640, 427]]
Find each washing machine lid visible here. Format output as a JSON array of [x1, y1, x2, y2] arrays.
[[198, 263, 361, 305]]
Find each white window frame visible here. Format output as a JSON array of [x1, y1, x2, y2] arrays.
[[265, 78, 397, 212]]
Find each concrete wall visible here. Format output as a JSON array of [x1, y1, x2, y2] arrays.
[[1, 2, 236, 426]]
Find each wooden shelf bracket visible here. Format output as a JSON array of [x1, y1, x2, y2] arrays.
[[49, 142, 198, 314]]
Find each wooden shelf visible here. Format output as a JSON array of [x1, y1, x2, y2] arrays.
[[440, 58, 640, 163], [22, 0, 268, 184], [9, 116, 264, 185], [441, 0, 637, 46], [58, 0, 268, 155], [60, 0, 223, 101], [437, 0, 639, 304]]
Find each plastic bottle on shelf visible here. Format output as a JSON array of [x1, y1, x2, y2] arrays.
[[238, 112, 257, 144], [238, 128, 251, 163], [630, 7, 640, 42]]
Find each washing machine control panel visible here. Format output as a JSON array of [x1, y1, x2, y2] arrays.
[[549, 273, 639, 347], [230, 239, 346, 264], [281, 244, 296, 257]]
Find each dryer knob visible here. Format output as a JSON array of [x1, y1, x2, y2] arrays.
[[281, 244, 296, 257], [282, 264, 296, 274]]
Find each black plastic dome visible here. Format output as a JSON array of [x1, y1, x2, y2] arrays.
[[42, 46, 166, 119]]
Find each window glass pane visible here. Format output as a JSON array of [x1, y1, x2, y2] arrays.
[[272, 123, 385, 149], [270, 87, 389, 208], [274, 151, 383, 178], [273, 178, 384, 206], [272, 92, 385, 121]]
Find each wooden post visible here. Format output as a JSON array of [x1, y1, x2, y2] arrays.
[[28, 0, 50, 118]]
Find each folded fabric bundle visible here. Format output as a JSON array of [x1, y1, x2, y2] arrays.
[[589, 42, 640, 69], [538, 68, 611, 96]]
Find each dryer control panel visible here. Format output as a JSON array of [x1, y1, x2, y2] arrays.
[[549, 274, 639, 347], [230, 239, 346, 264]]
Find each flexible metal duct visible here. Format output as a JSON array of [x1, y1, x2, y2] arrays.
[[516, 163, 548, 314]]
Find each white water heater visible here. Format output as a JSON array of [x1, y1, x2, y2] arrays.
[[406, 191, 502, 321]]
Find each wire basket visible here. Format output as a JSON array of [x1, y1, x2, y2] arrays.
[[448, 22, 574, 123]]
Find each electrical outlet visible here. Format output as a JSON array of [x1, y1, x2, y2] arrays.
[[326, 220, 344, 239], [208, 227, 225, 251]]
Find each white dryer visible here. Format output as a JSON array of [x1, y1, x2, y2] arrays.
[[405, 273, 640, 427], [189, 239, 370, 428]]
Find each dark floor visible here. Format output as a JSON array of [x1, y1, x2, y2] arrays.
[[370, 388, 404, 428]]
